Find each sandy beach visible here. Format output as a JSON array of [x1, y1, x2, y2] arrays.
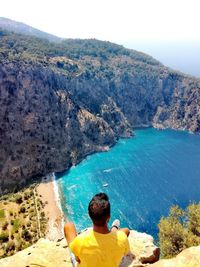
[[37, 174, 64, 241]]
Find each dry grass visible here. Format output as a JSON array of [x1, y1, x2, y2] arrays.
[[0, 184, 47, 258]]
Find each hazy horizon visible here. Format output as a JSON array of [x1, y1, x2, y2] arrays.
[[124, 41, 200, 78]]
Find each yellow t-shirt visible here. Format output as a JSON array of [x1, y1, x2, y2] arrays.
[[69, 229, 130, 267]]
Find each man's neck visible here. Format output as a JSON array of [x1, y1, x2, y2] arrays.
[[93, 224, 110, 234]]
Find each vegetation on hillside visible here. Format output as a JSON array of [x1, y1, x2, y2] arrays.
[[0, 28, 162, 68], [158, 203, 200, 259], [0, 184, 47, 258]]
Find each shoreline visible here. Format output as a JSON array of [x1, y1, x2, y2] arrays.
[[52, 173, 65, 232], [37, 173, 65, 241]]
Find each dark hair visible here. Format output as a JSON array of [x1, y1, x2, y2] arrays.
[[88, 193, 110, 226]]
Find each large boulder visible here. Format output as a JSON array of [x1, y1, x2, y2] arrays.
[[120, 230, 160, 267], [151, 245, 200, 267]]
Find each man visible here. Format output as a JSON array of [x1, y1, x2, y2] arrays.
[[64, 192, 130, 267]]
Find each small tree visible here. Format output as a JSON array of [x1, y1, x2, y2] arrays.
[[185, 203, 200, 247], [21, 229, 32, 241], [5, 241, 15, 253], [2, 222, 9, 231], [158, 203, 200, 258], [187, 203, 200, 237], [19, 206, 26, 213], [158, 206, 186, 258], [15, 194, 23, 204], [0, 232, 9, 243]]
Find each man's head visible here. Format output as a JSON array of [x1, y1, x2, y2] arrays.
[[88, 193, 110, 227]]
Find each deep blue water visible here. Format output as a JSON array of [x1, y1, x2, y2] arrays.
[[56, 128, 200, 238]]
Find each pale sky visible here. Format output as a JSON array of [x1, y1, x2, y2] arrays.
[[1, 0, 200, 42], [1, 0, 200, 76]]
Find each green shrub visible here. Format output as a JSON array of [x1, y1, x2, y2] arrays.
[[24, 192, 30, 200], [187, 203, 200, 237], [41, 211, 45, 218], [158, 203, 200, 258], [12, 219, 20, 232], [16, 240, 23, 251], [2, 221, 9, 230], [29, 207, 35, 212], [29, 190, 34, 196], [14, 194, 23, 204], [5, 241, 15, 253], [19, 206, 26, 213], [0, 209, 5, 219], [0, 231, 9, 243], [0, 194, 9, 201], [21, 229, 32, 241], [9, 211, 13, 216]]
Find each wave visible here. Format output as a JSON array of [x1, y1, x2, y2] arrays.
[[103, 168, 113, 173]]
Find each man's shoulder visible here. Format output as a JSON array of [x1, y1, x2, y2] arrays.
[[73, 229, 128, 243], [74, 228, 93, 241], [115, 230, 128, 241]]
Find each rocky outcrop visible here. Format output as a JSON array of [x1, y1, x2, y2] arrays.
[[0, 238, 71, 267], [151, 245, 200, 267], [153, 77, 200, 133], [0, 230, 160, 267], [120, 230, 160, 266], [1, 231, 199, 267]]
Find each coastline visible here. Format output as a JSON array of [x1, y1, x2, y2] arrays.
[[37, 173, 65, 241], [52, 173, 65, 232]]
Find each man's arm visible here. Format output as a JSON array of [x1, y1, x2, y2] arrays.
[[64, 222, 81, 263], [64, 222, 77, 244]]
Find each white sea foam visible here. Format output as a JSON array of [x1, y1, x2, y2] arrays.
[[103, 168, 113, 173], [67, 184, 77, 190], [51, 173, 65, 233]]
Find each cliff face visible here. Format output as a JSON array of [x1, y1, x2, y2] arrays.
[[0, 59, 132, 193], [0, 31, 200, 191], [67, 58, 200, 131], [153, 77, 200, 132]]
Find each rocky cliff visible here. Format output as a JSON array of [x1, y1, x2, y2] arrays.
[[0, 30, 200, 191], [0, 59, 131, 193], [0, 230, 199, 267], [0, 230, 160, 267]]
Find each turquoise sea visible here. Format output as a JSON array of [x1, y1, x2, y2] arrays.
[[56, 128, 200, 238]]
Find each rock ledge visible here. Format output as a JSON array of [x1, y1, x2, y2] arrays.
[[0, 230, 159, 267], [0, 230, 200, 267]]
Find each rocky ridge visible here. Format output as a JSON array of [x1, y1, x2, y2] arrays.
[[0, 17, 62, 43]]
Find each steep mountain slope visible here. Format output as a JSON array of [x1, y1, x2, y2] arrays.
[[0, 29, 200, 192], [0, 17, 62, 43]]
